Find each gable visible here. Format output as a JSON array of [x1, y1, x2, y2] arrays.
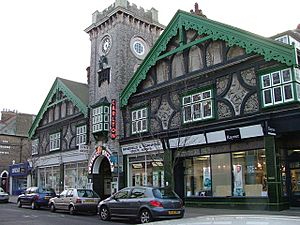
[[120, 10, 297, 107], [28, 78, 88, 138]]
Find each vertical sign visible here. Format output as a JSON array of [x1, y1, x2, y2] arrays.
[[111, 99, 117, 139]]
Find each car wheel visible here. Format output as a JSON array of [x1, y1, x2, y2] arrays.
[[17, 200, 22, 208], [50, 203, 56, 212], [139, 209, 152, 224], [69, 205, 75, 215], [31, 201, 37, 210], [99, 206, 110, 221]]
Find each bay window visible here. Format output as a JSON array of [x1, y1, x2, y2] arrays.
[[260, 68, 297, 107]]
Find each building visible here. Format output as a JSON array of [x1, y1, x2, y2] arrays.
[[84, 0, 164, 198], [120, 7, 300, 211], [0, 109, 34, 194], [28, 78, 89, 194]]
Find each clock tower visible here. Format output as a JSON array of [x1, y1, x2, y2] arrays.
[[85, 0, 164, 198]]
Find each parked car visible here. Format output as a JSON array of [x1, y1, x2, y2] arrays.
[[0, 187, 9, 203], [49, 188, 100, 215], [98, 186, 184, 224], [17, 186, 56, 209]]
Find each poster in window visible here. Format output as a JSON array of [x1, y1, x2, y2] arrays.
[[153, 171, 159, 187], [203, 167, 211, 190], [233, 164, 244, 196], [135, 173, 141, 186]]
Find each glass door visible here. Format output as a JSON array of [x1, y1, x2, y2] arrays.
[[290, 168, 300, 206]]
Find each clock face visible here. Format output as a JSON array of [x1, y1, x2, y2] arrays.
[[101, 36, 111, 55]]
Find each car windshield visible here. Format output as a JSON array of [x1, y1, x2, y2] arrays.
[[152, 188, 178, 199], [77, 189, 99, 198]]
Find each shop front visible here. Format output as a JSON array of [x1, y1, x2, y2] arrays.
[[171, 124, 288, 210], [9, 162, 31, 195], [121, 140, 165, 188], [35, 149, 88, 194]]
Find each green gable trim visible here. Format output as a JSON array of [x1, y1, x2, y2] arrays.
[[120, 10, 297, 108], [28, 78, 88, 138]]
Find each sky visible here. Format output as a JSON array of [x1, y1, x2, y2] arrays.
[[0, 0, 298, 116]]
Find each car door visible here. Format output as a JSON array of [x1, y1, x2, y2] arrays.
[[63, 189, 74, 210], [55, 190, 68, 210], [127, 187, 146, 216], [109, 188, 131, 216]]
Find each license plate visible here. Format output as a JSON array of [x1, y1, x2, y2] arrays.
[[44, 196, 50, 200], [84, 199, 94, 203], [168, 210, 180, 215]]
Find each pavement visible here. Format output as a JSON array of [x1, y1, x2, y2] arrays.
[[9, 195, 300, 219]]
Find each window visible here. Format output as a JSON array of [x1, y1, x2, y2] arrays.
[[76, 125, 87, 145], [32, 139, 39, 155], [114, 189, 130, 199], [182, 89, 213, 123], [275, 35, 300, 50], [133, 41, 145, 55], [261, 68, 294, 107], [50, 132, 60, 151], [130, 188, 146, 198], [183, 149, 267, 198], [92, 105, 110, 133], [131, 108, 148, 134]]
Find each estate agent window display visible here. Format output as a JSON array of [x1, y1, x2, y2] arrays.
[[184, 149, 267, 198]]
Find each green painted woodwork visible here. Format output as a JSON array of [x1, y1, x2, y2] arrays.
[[120, 10, 297, 108], [264, 136, 283, 207], [28, 78, 88, 138]]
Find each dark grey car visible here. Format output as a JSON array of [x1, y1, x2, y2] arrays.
[[97, 186, 184, 224]]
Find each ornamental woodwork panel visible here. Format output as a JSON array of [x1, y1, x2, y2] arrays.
[[224, 73, 248, 116], [156, 96, 174, 130], [244, 93, 259, 114], [216, 75, 230, 96], [218, 101, 233, 119], [241, 68, 256, 87]]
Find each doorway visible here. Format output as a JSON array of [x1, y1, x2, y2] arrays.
[[288, 150, 300, 206], [92, 156, 112, 199], [0, 171, 8, 193]]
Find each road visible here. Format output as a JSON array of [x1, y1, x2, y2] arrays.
[[0, 203, 132, 225]]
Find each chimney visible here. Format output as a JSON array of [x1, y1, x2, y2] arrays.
[[86, 66, 90, 84], [190, 2, 207, 18]]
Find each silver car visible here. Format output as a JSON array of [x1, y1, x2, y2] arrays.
[[0, 187, 9, 203], [98, 186, 184, 223], [49, 188, 100, 215]]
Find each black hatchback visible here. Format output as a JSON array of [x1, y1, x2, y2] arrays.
[[97, 186, 184, 223]]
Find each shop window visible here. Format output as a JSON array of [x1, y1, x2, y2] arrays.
[[50, 132, 60, 151], [92, 105, 110, 133], [211, 153, 232, 197], [128, 155, 164, 187], [232, 150, 267, 197], [260, 68, 295, 107], [64, 162, 88, 189], [131, 108, 148, 134], [32, 139, 39, 155], [184, 149, 267, 198], [76, 125, 87, 145], [182, 89, 213, 124], [184, 155, 212, 197]]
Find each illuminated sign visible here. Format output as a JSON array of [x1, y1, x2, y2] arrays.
[[111, 99, 117, 139]]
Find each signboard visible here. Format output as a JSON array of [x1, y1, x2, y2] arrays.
[[111, 99, 117, 139], [88, 146, 114, 174], [225, 129, 241, 141], [79, 144, 89, 152], [121, 140, 163, 155]]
